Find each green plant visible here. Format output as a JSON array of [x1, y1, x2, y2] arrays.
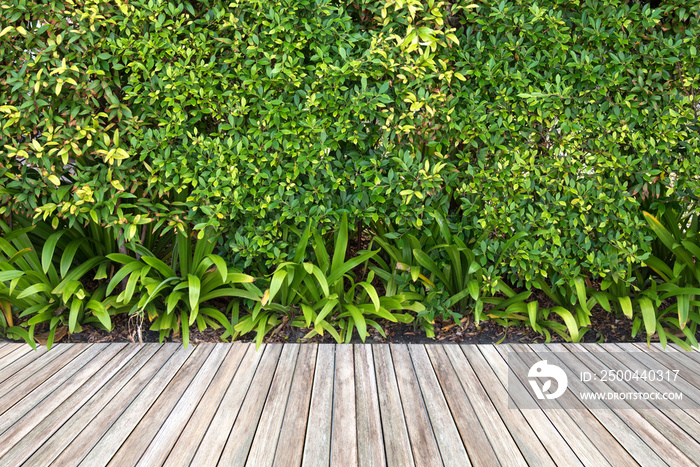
[[371, 210, 527, 336], [237, 215, 423, 347], [636, 210, 700, 348], [108, 228, 259, 347], [0, 221, 120, 348]]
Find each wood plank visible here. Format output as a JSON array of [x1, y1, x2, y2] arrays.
[[470, 345, 582, 466], [0, 345, 43, 382], [441, 345, 532, 466], [580, 344, 700, 464], [628, 343, 700, 398], [218, 344, 284, 466], [191, 344, 267, 466], [372, 344, 414, 467], [425, 345, 501, 466], [136, 344, 231, 466], [0, 344, 114, 433], [389, 344, 441, 467], [524, 345, 638, 466], [0, 343, 125, 457], [164, 343, 249, 467], [0, 343, 27, 367], [0, 343, 89, 416], [246, 344, 300, 467], [408, 345, 470, 467], [0, 344, 64, 397], [59, 344, 191, 467], [502, 346, 613, 466], [545, 343, 692, 466], [647, 343, 700, 372], [504, 345, 626, 466], [301, 344, 335, 467], [353, 345, 385, 467], [100, 344, 214, 466], [12, 344, 160, 467], [272, 344, 317, 467], [331, 344, 358, 467], [538, 344, 671, 466], [608, 344, 700, 420]]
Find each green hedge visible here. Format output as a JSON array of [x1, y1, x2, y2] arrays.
[[2, 0, 699, 282]]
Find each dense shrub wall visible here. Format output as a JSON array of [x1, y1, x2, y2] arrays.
[[2, 0, 699, 283]]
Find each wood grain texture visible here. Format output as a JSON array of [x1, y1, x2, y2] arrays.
[[544, 343, 679, 467], [442, 345, 533, 466], [0, 343, 126, 460], [372, 344, 414, 467], [191, 344, 267, 466], [622, 343, 700, 401], [408, 345, 470, 467], [0, 344, 28, 369], [272, 344, 317, 467], [354, 345, 386, 467], [331, 344, 358, 467], [0, 342, 697, 467], [19, 344, 163, 467], [218, 344, 284, 466], [69, 344, 193, 467], [0, 343, 84, 403], [466, 345, 581, 466], [501, 345, 613, 467], [389, 344, 441, 467], [0, 345, 43, 379], [575, 344, 700, 465], [137, 344, 230, 466], [102, 344, 214, 466], [27, 345, 168, 465], [164, 343, 249, 467], [425, 345, 500, 467], [301, 344, 335, 467], [246, 344, 300, 467]]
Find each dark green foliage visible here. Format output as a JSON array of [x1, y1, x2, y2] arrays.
[[3, 0, 698, 279], [1, 0, 699, 348]]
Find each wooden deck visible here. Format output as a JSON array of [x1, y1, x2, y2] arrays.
[[0, 342, 698, 466]]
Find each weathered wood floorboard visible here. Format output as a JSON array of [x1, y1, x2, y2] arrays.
[[0, 341, 697, 467]]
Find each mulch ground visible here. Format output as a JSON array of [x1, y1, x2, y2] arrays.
[[2, 302, 662, 347]]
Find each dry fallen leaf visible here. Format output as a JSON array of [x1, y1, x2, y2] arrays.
[[34, 326, 68, 346]]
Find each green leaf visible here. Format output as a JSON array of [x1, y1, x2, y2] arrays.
[[0, 270, 24, 281], [315, 299, 339, 325], [358, 282, 380, 312], [677, 294, 689, 329], [269, 268, 288, 303], [638, 297, 656, 336], [551, 306, 580, 342], [527, 301, 539, 332], [106, 261, 143, 295], [60, 239, 84, 277], [87, 300, 111, 330], [181, 310, 190, 348], [187, 274, 201, 315], [69, 298, 82, 334], [467, 280, 480, 300], [573, 277, 588, 314], [42, 230, 66, 274], [142, 256, 176, 278], [412, 249, 450, 289], [310, 265, 330, 297], [331, 214, 348, 275], [327, 250, 376, 286], [206, 254, 228, 283], [6, 326, 36, 349], [618, 297, 633, 319], [301, 304, 314, 328]]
